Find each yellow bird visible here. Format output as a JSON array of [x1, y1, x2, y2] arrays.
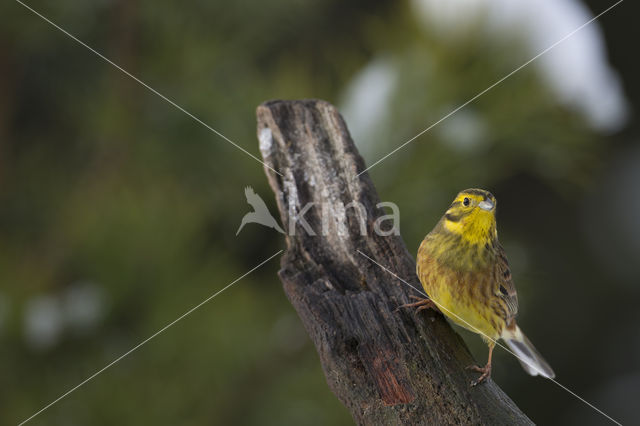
[[403, 188, 555, 385]]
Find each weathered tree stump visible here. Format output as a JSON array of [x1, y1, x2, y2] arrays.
[[256, 99, 532, 425]]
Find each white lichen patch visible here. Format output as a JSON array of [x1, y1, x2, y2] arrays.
[[284, 177, 298, 209], [259, 127, 273, 157], [320, 193, 349, 239]]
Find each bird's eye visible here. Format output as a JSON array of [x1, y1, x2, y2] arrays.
[[463, 197, 470, 206]]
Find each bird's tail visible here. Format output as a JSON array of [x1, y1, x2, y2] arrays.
[[503, 325, 555, 379]]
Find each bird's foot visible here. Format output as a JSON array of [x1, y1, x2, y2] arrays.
[[467, 363, 492, 387], [395, 295, 439, 313]]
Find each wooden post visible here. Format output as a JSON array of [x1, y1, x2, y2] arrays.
[[256, 99, 532, 425]]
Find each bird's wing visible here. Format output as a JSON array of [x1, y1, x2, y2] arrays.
[[245, 186, 270, 211], [245, 186, 256, 200], [495, 244, 519, 320]]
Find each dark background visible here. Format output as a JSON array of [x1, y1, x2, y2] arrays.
[[1, 0, 638, 424]]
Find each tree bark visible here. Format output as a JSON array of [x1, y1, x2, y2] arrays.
[[256, 99, 533, 425]]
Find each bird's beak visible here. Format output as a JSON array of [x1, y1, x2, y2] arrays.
[[478, 199, 494, 211]]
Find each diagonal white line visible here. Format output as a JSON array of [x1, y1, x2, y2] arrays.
[[356, 250, 622, 426], [357, 0, 624, 177], [18, 249, 283, 426], [14, 0, 283, 177]]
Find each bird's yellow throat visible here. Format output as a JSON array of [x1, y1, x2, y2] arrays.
[[443, 208, 496, 245]]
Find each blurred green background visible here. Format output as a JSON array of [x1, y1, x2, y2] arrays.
[[1, 0, 639, 424]]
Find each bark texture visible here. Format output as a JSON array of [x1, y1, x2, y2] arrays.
[[256, 99, 533, 425]]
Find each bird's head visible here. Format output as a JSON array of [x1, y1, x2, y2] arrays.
[[441, 188, 497, 244]]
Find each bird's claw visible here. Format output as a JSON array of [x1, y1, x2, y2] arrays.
[[394, 296, 438, 313], [467, 363, 492, 387]]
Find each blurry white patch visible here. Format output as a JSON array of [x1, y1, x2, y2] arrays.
[[412, 0, 629, 132], [258, 127, 273, 157], [340, 58, 397, 156], [63, 282, 106, 335], [24, 295, 63, 350], [439, 109, 487, 151], [412, 0, 487, 35]]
